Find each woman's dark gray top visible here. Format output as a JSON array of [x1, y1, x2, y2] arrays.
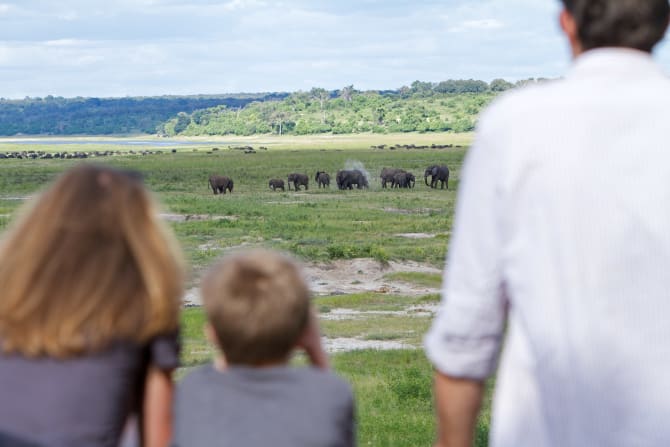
[[0, 333, 179, 447]]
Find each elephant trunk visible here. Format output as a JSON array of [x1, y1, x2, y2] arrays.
[[424, 174, 430, 186]]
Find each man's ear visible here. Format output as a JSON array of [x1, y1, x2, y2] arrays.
[[560, 9, 583, 57]]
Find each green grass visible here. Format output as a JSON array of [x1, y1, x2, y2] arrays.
[[179, 307, 492, 447], [0, 143, 465, 270], [384, 271, 443, 288], [316, 292, 439, 311], [320, 315, 432, 345], [0, 135, 491, 446]]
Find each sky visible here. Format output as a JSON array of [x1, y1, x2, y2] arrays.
[[1, 0, 670, 99]]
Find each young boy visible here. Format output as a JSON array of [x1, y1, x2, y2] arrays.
[[173, 250, 355, 447]]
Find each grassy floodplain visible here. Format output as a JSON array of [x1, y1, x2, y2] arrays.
[[0, 132, 494, 446]]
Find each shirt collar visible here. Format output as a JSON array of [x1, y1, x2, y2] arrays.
[[567, 47, 665, 81]]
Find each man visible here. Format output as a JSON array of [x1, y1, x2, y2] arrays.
[[424, 1, 670, 446]]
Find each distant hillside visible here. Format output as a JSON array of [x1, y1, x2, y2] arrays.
[[0, 78, 544, 136], [0, 93, 288, 136], [158, 78, 536, 136]]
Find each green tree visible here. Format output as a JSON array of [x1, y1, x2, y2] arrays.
[[490, 79, 514, 92], [173, 112, 191, 134], [310, 87, 330, 124], [340, 85, 354, 102]]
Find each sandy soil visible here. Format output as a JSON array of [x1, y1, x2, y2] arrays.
[[183, 258, 441, 306], [319, 304, 439, 321], [160, 213, 237, 222], [323, 337, 415, 353], [304, 258, 441, 297]]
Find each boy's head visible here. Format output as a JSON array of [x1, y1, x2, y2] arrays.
[[201, 250, 311, 366]]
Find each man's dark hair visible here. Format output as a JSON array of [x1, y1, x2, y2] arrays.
[[562, 0, 669, 52]]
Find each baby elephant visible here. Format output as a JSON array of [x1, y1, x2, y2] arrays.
[[209, 175, 234, 194], [315, 171, 330, 188], [269, 178, 285, 191]]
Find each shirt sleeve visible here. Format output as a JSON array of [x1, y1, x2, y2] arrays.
[[424, 107, 509, 381], [149, 330, 181, 371]]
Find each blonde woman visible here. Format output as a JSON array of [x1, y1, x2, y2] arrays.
[[0, 165, 184, 447]]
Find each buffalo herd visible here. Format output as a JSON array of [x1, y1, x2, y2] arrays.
[[209, 165, 450, 195], [0, 149, 171, 160]]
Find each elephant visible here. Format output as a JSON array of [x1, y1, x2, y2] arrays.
[[209, 175, 234, 194], [269, 178, 285, 191], [424, 165, 449, 189], [287, 173, 309, 191], [380, 167, 406, 188], [393, 172, 415, 189], [336, 169, 369, 190], [315, 171, 330, 188]]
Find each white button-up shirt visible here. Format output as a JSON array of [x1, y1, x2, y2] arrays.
[[425, 48, 670, 447]]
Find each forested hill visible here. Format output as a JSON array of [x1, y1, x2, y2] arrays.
[[0, 93, 287, 136], [158, 79, 541, 136], [0, 78, 543, 136]]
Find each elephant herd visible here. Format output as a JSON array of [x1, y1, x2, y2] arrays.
[[380, 165, 449, 189], [209, 164, 449, 195]]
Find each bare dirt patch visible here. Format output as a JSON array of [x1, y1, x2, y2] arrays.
[[383, 207, 441, 215], [303, 258, 441, 297], [323, 337, 415, 353], [0, 196, 31, 201], [395, 233, 436, 239], [264, 201, 310, 205], [160, 213, 237, 222], [181, 258, 441, 306], [319, 305, 439, 321]]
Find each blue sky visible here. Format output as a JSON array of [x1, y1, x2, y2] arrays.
[[1, 0, 669, 98]]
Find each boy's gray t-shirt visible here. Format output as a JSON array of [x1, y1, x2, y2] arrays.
[[174, 364, 355, 447]]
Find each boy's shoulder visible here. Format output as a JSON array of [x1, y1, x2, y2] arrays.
[[178, 363, 217, 388], [287, 366, 354, 400], [179, 364, 352, 402]]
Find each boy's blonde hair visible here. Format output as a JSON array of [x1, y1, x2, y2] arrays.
[[0, 164, 184, 358], [201, 250, 310, 365]]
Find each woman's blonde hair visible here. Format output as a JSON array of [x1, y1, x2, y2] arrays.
[[0, 164, 185, 358]]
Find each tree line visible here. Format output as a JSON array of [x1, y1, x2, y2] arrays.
[[160, 78, 543, 137], [0, 93, 288, 136], [0, 78, 543, 136]]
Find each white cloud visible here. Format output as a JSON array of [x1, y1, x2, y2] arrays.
[[57, 11, 79, 21], [44, 39, 85, 47], [222, 0, 267, 12], [449, 18, 504, 33], [7, 0, 670, 98]]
